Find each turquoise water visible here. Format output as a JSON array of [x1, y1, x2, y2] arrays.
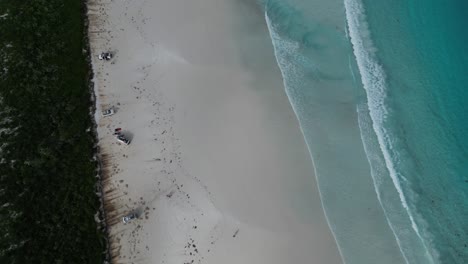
[[262, 0, 468, 263], [351, 0, 468, 262]]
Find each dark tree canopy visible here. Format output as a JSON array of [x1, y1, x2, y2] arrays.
[[0, 0, 105, 263]]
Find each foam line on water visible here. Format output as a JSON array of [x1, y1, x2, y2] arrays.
[[264, 9, 346, 264], [343, 0, 435, 262]]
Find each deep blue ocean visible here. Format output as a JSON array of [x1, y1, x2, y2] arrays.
[[262, 0, 468, 263]]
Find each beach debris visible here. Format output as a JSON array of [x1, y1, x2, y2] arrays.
[[233, 229, 239, 238], [166, 190, 175, 198], [144, 158, 161, 162]]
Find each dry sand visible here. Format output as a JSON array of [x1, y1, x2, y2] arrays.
[[87, 0, 342, 263]]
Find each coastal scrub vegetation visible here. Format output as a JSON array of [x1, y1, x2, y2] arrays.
[[0, 0, 105, 263]]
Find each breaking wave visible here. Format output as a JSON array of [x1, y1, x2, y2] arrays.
[[343, 0, 437, 262]]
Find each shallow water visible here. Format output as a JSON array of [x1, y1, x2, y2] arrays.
[[355, 0, 468, 262], [262, 0, 468, 263], [262, 0, 405, 263]]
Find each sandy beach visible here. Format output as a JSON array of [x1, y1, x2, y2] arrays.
[[87, 0, 342, 263]]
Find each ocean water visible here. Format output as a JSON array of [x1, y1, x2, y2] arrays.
[[349, 0, 468, 262], [261, 0, 468, 263], [262, 0, 405, 263]]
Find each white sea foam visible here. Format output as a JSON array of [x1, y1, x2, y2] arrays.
[[263, 15, 299, 82], [343, 0, 435, 263], [264, 9, 346, 264]]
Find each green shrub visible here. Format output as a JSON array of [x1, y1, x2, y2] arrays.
[[0, 0, 105, 263]]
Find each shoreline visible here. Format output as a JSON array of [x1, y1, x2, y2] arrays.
[[86, 0, 342, 263]]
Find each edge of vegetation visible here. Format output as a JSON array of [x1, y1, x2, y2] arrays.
[[0, 0, 109, 263]]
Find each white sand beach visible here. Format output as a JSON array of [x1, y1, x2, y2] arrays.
[[87, 0, 342, 263]]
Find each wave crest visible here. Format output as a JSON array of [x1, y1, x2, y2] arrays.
[[343, 0, 437, 262]]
